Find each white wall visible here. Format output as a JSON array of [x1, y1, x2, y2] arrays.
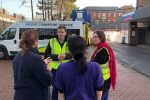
[[105, 30, 129, 44]]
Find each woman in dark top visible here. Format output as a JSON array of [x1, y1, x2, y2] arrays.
[[13, 30, 53, 100], [90, 31, 117, 100], [54, 36, 104, 100]]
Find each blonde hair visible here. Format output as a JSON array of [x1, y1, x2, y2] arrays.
[[19, 30, 38, 57]]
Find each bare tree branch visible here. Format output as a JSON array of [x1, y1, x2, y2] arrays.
[[19, 0, 30, 7]]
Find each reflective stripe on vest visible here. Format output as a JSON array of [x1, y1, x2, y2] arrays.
[[90, 47, 110, 80], [50, 38, 69, 69]]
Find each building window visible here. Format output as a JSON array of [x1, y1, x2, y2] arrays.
[[120, 13, 122, 15], [99, 13, 100, 17], [102, 13, 106, 19], [3, 18, 6, 21], [114, 20, 116, 22], [108, 13, 110, 17], [77, 13, 83, 18], [7, 18, 10, 22], [114, 13, 116, 17], [94, 13, 96, 16], [119, 13, 120, 16], [108, 20, 110, 22]]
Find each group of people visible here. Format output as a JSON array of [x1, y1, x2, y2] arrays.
[[13, 25, 117, 100]]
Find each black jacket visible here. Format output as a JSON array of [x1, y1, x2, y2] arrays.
[[13, 47, 53, 100], [44, 36, 72, 60], [92, 48, 111, 94]]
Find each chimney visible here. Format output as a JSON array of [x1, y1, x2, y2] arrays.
[[13, 13, 17, 18], [3, 9, 6, 14], [22, 16, 24, 20]]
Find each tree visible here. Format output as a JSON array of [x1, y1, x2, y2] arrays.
[[19, 0, 34, 20], [37, 0, 79, 21], [36, 0, 54, 20]]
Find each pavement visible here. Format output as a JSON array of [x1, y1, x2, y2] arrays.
[[0, 43, 150, 100], [107, 40, 150, 78]]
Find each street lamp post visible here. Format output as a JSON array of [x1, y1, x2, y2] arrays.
[[1, 0, 5, 30]]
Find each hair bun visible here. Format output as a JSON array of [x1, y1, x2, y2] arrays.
[[74, 51, 84, 61]]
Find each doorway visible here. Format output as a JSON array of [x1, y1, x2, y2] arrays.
[[138, 29, 146, 44]]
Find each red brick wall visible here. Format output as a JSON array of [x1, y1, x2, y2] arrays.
[[121, 6, 134, 14], [90, 11, 123, 22], [137, 0, 150, 9]]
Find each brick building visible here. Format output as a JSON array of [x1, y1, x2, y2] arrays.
[[0, 9, 25, 33], [0, 9, 25, 22], [82, 6, 134, 23], [119, 0, 150, 45], [137, 0, 150, 9]]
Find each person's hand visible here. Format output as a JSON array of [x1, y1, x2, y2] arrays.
[[43, 57, 52, 65], [46, 64, 52, 71], [61, 54, 66, 59], [43, 57, 52, 70], [58, 54, 66, 60]]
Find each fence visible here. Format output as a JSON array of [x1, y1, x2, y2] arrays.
[[0, 21, 13, 34]]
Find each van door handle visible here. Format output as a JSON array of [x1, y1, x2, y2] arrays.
[[14, 40, 17, 44]]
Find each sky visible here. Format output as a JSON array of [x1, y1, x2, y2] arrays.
[[2, 0, 137, 20]]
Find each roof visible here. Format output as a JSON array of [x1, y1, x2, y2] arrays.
[[82, 6, 123, 11], [0, 13, 22, 21], [118, 6, 150, 22], [91, 22, 129, 30]]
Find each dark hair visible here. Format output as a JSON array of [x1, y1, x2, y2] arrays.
[[93, 31, 106, 42], [68, 36, 87, 74], [19, 30, 38, 57], [58, 25, 67, 32]]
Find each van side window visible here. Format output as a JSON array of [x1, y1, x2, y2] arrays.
[[19, 28, 80, 39], [67, 29, 80, 37], [38, 28, 57, 40], [2, 28, 17, 40], [19, 28, 58, 40], [8, 28, 17, 40]]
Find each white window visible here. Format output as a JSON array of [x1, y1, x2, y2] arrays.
[[3, 18, 6, 21], [7, 18, 10, 22], [114, 13, 116, 17], [108, 13, 110, 17], [99, 13, 100, 17], [102, 13, 106, 19], [120, 13, 122, 15], [114, 20, 116, 22], [77, 13, 83, 18], [108, 20, 110, 22]]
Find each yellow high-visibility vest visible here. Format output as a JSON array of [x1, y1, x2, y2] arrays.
[[90, 47, 110, 80], [49, 38, 69, 69]]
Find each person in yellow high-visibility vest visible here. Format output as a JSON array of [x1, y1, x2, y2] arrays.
[[90, 31, 117, 100], [44, 25, 72, 100]]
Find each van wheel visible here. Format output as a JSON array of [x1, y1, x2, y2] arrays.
[[0, 48, 6, 60]]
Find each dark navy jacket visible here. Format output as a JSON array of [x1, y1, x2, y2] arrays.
[[13, 47, 53, 100]]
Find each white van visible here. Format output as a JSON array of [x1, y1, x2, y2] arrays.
[[0, 21, 84, 60]]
